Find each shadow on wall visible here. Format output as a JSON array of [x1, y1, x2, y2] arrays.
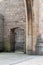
[[0, 14, 4, 51]]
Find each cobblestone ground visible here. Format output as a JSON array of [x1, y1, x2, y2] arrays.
[[0, 52, 43, 65]]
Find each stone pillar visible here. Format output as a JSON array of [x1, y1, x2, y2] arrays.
[[32, 0, 39, 53], [35, 0, 43, 55], [24, 0, 33, 54], [24, 0, 39, 54], [39, 0, 43, 34]]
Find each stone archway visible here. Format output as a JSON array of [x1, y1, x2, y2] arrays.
[[10, 27, 26, 52]]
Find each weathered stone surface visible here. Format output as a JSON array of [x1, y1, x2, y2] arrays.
[[0, 14, 4, 51], [0, 0, 39, 54], [0, 0, 26, 51]]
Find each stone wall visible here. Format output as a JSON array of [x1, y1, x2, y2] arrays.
[[0, 0, 26, 51], [0, 14, 4, 51], [0, 0, 39, 54]]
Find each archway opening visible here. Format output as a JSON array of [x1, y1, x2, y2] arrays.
[[10, 27, 26, 52]]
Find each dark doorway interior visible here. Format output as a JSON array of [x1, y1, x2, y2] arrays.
[[10, 27, 25, 52]]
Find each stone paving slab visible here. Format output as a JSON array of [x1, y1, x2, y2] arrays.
[[0, 52, 43, 65], [0, 52, 35, 65], [15, 56, 43, 65]]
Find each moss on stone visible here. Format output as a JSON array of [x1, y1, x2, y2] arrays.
[[4, 40, 11, 51]]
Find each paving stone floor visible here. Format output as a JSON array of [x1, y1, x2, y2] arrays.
[[0, 52, 43, 65]]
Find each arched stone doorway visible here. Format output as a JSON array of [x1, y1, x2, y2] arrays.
[[10, 27, 26, 52]]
